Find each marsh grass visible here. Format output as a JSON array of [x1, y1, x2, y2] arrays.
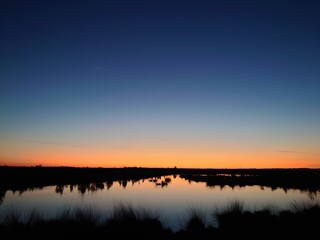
[[111, 202, 137, 222], [24, 209, 42, 227], [73, 205, 100, 227], [279, 201, 320, 235], [2, 205, 22, 226], [0, 201, 319, 239], [185, 207, 206, 231], [213, 200, 245, 228], [290, 200, 318, 213], [105, 202, 165, 238], [55, 205, 73, 222]]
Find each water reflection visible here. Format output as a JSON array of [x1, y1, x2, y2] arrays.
[[5, 176, 174, 198], [149, 176, 172, 187], [1, 175, 320, 232], [180, 173, 320, 199], [1, 175, 319, 202], [0, 191, 5, 204]]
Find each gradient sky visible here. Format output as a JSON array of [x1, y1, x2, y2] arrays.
[[1, 0, 320, 168]]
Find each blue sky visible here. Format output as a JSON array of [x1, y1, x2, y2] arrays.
[[1, 0, 319, 167]]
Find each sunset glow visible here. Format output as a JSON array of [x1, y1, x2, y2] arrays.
[[1, 1, 319, 168], [1, 139, 319, 168]]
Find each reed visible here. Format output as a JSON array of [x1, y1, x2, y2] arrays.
[[0, 201, 319, 239]]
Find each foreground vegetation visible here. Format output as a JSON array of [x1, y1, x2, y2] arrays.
[[1, 167, 319, 238], [1, 201, 319, 239]]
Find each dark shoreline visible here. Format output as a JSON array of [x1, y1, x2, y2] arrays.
[[1, 166, 320, 192], [1, 166, 320, 239]]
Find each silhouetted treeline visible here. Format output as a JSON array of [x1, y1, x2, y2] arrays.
[[179, 168, 320, 192], [0, 166, 176, 192], [1, 166, 320, 195]]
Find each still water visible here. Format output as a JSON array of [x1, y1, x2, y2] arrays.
[[0, 175, 319, 231]]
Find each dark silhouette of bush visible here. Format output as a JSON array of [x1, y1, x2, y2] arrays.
[[1, 201, 319, 239]]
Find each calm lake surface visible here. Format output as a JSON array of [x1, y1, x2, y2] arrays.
[[1, 175, 319, 231]]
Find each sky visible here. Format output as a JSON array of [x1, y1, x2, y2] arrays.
[[1, 0, 319, 168]]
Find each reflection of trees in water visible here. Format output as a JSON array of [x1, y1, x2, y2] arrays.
[[118, 180, 128, 188], [49, 182, 320, 200], [118, 179, 145, 188], [77, 182, 105, 194], [149, 176, 172, 188], [96, 182, 104, 190], [19, 189, 27, 195], [78, 184, 89, 194], [55, 185, 66, 195], [54, 182, 108, 195], [3, 174, 319, 201], [0, 185, 319, 208], [307, 191, 319, 201], [204, 181, 320, 201], [122, 180, 127, 188], [105, 181, 113, 189], [0, 190, 6, 204], [131, 179, 139, 186], [11, 187, 43, 196]]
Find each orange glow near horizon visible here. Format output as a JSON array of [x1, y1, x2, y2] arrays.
[[1, 1, 320, 172], [1, 137, 319, 168], [1, 145, 319, 168]]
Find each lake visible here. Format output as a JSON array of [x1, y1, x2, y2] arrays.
[[1, 174, 319, 231]]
